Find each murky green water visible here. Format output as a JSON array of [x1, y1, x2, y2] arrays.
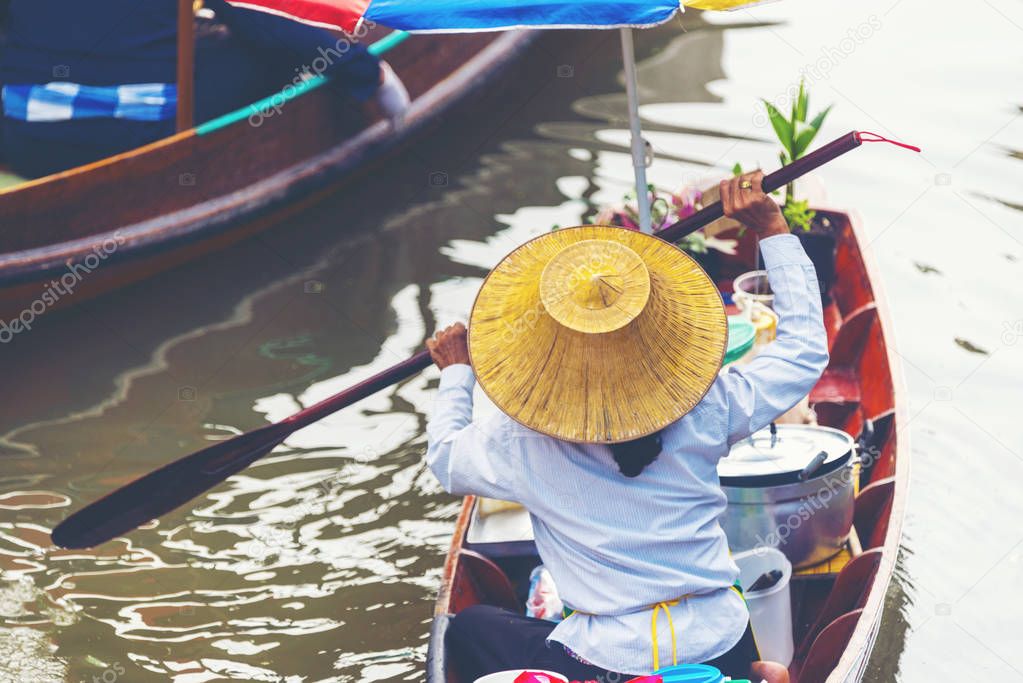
[[2, 0, 1022, 680]]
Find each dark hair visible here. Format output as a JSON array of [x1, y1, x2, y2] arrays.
[[609, 432, 663, 477]]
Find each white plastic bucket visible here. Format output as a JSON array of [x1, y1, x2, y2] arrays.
[[474, 671, 568, 683], [733, 547, 794, 666]]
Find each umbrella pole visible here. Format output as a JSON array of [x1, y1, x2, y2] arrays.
[[619, 28, 652, 234]]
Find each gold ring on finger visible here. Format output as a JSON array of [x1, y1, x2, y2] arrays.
[[740, 180, 753, 190]]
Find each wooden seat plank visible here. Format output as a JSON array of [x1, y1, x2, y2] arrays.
[[809, 368, 861, 404], [453, 550, 520, 613], [791, 609, 863, 683], [795, 549, 882, 661], [854, 477, 896, 550]]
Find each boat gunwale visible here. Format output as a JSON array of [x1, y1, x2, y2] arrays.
[[0, 30, 411, 200], [824, 206, 909, 683]]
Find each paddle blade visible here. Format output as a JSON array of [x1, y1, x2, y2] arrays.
[[51, 423, 292, 549]]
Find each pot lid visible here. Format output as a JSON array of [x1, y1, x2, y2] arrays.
[[719, 424, 854, 487]]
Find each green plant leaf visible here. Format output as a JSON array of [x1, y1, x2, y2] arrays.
[[762, 100, 794, 157], [793, 105, 832, 158], [796, 80, 808, 122], [807, 104, 832, 133], [732, 162, 744, 176], [792, 122, 817, 158], [679, 232, 709, 254], [783, 198, 816, 232]]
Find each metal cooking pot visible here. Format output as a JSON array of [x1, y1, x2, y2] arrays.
[[717, 424, 857, 568]]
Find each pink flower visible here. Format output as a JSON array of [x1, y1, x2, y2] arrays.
[[672, 186, 703, 219], [592, 207, 617, 225], [617, 213, 640, 231], [592, 207, 641, 230]]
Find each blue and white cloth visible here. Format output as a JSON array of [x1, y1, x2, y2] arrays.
[[426, 234, 829, 674], [2, 82, 177, 122]]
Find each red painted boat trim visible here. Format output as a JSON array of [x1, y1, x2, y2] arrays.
[[825, 208, 909, 682]]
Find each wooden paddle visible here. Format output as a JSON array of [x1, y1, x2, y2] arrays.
[[51, 130, 915, 549]]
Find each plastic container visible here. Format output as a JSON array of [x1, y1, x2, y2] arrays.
[[723, 316, 756, 366], [651, 664, 731, 683], [474, 671, 567, 683], [732, 270, 774, 310], [733, 547, 794, 666], [748, 302, 778, 347], [733, 270, 778, 349]]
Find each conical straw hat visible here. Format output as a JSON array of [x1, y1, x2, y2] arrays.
[[469, 225, 727, 444]]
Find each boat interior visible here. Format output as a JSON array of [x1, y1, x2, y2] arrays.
[[433, 210, 903, 683]]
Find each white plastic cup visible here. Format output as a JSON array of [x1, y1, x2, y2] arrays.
[[474, 671, 568, 683], [733, 270, 774, 315], [732, 547, 794, 666]]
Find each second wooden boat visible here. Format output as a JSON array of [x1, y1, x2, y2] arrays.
[[0, 28, 537, 320]]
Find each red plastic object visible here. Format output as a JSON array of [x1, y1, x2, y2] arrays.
[[514, 673, 566, 683]]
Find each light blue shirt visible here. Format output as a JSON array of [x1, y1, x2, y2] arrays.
[[426, 234, 829, 674]]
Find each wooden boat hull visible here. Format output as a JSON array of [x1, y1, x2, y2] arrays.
[[823, 209, 908, 683], [0, 30, 537, 321], [428, 209, 908, 683]]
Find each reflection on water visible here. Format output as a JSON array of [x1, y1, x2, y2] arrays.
[[2, 0, 1022, 680]]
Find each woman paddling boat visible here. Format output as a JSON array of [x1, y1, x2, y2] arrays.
[[422, 171, 823, 682]]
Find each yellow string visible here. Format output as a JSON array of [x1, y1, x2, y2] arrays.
[[573, 592, 703, 671], [729, 585, 763, 659], [650, 600, 680, 671]]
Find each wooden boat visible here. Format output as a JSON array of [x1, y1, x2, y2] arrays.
[[0, 27, 536, 320], [427, 209, 908, 683]]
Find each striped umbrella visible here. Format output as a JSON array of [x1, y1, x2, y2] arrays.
[[227, 0, 770, 231]]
